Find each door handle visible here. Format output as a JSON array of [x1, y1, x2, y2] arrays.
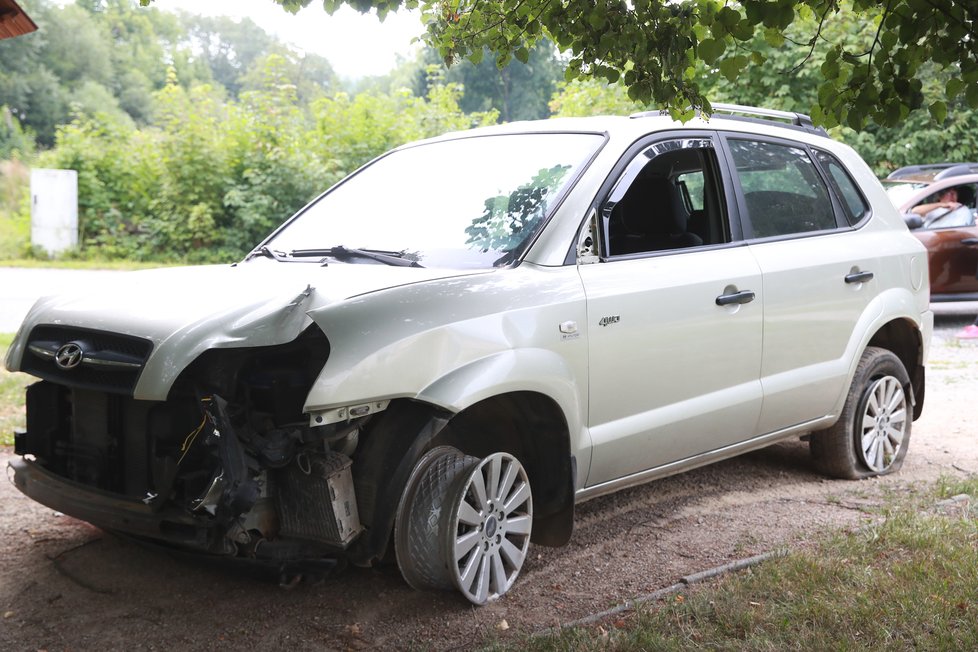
[[715, 290, 755, 306], [845, 271, 874, 284], [961, 238, 978, 246]]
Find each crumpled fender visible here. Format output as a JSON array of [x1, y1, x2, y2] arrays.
[[303, 264, 589, 445], [416, 347, 582, 421]]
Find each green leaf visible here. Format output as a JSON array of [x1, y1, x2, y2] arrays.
[[698, 38, 726, 65], [880, 30, 897, 52], [597, 66, 620, 83], [515, 47, 529, 64], [588, 10, 606, 30], [928, 100, 946, 124], [945, 78, 964, 99], [718, 58, 741, 82], [717, 6, 739, 29], [732, 19, 754, 41], [763, 27, 784, 48], [967, 83, 978, 109], [821, 60, 839, 81]]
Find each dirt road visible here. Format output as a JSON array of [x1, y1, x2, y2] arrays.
[[2, 307, 976, 651]]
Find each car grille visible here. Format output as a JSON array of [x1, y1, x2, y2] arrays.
[[21, 325, 154, 395]]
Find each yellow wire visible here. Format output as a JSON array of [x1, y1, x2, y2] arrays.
[[177, 400, 212, 467]]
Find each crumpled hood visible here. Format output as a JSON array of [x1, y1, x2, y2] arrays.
[[7, 260, 482, 399]]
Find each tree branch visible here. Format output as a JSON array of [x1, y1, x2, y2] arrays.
[[788, 2, 833, 74], [864, 0, 893, 77]]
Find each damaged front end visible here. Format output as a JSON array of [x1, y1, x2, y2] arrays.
[[9, 323, 368, 577]]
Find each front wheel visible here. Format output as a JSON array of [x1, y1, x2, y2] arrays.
[[394, 448, 533, 605], [810, 347, 912, 479], [443, 452, 533, 605]]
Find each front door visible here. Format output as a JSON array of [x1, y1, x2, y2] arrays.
[[580, 135, 764, 487]]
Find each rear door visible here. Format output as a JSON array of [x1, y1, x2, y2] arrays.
[[722, 136, 878, 434]]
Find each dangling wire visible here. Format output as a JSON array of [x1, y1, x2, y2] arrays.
[[177, 396, 213, 466]]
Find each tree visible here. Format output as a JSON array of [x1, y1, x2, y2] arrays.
[[418, 41, 563, 121], [178, 14, 279, 98], [547, 8, 978, 175], [155, 0, 976, 130], [689, 8, 978, 173]]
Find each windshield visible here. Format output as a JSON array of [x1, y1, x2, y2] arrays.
[[263, 133, 604, 269], [882, 180, 928, 208]]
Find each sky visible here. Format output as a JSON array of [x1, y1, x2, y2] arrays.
[[153, 0, 424, 80]]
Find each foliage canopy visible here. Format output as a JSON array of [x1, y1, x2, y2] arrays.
[[197, 0, 978, 129]]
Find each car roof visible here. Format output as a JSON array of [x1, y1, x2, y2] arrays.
[[886, 163, 978, 182], [404, 104, 836, 152], [882, 173, 978, 189]]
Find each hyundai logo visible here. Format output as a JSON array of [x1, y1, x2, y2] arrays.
[[54, 342, 84, 370]]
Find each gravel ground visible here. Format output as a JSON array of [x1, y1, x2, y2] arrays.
[[1, 305, 976, 651]]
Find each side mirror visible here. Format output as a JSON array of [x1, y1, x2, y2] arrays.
[[903, 214, 923, 230]]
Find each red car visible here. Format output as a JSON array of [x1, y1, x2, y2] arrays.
[[883, 164, 978, 301]]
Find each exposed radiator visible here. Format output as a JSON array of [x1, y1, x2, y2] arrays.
[[275, 451, 361, 547]]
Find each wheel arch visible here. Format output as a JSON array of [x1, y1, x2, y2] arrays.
[[347, 388, 577, 566], [867, 316, 926, 420], [433, 390, 576, 548]]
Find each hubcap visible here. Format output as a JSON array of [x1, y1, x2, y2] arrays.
[[858, 375, 908, 472], [444, 452, 532, 605]]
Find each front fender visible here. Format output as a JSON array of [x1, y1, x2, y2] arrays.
[[303, 264, 589, 421], [417, 347, 585, 438]]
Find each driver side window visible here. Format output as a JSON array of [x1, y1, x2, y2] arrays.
[[605, 141, 729, 256]]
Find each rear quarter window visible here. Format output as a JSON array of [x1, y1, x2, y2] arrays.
[[814, 149, 870, 226]]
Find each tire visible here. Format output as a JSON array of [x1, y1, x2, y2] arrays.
[[394, 448, 533, 605], [394, 446, 478, 591], [442, 452, 533, 605], [810, 346, 912, 479]]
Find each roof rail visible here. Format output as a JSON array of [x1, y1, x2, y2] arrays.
[[886, 163, 978, 180], [708, 103, 825, 134], [629, 103, 827, 136]]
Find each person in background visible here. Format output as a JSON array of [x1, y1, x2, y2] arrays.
[[912, 187, 962, 220]]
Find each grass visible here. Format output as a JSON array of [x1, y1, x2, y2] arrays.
[[0, 333, 29, 446], [498, 477, 978, 651], [0, 257, 171, 270], [0, 160, 30, 259]]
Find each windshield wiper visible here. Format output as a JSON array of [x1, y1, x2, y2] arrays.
[[290, 246, 423, 267], [244, 246, 290, 262]]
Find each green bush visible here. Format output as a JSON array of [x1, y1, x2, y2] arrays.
[[34, 63, 495, 264]]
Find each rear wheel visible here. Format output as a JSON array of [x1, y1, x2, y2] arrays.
[[810, 347, 911, 479]]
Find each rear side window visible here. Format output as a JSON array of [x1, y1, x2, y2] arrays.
[[727, 139, 837, 238], [814, 149, 869, 225]]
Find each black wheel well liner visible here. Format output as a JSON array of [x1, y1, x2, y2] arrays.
[[347, 392, 575, 564], [434, 391, 575, 547], [868, 317, 925, 420]]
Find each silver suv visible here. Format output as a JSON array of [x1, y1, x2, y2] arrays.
[[5, 105, 932, 605]]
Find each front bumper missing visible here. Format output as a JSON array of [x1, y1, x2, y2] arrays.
[[8, 456, 214, 547]]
